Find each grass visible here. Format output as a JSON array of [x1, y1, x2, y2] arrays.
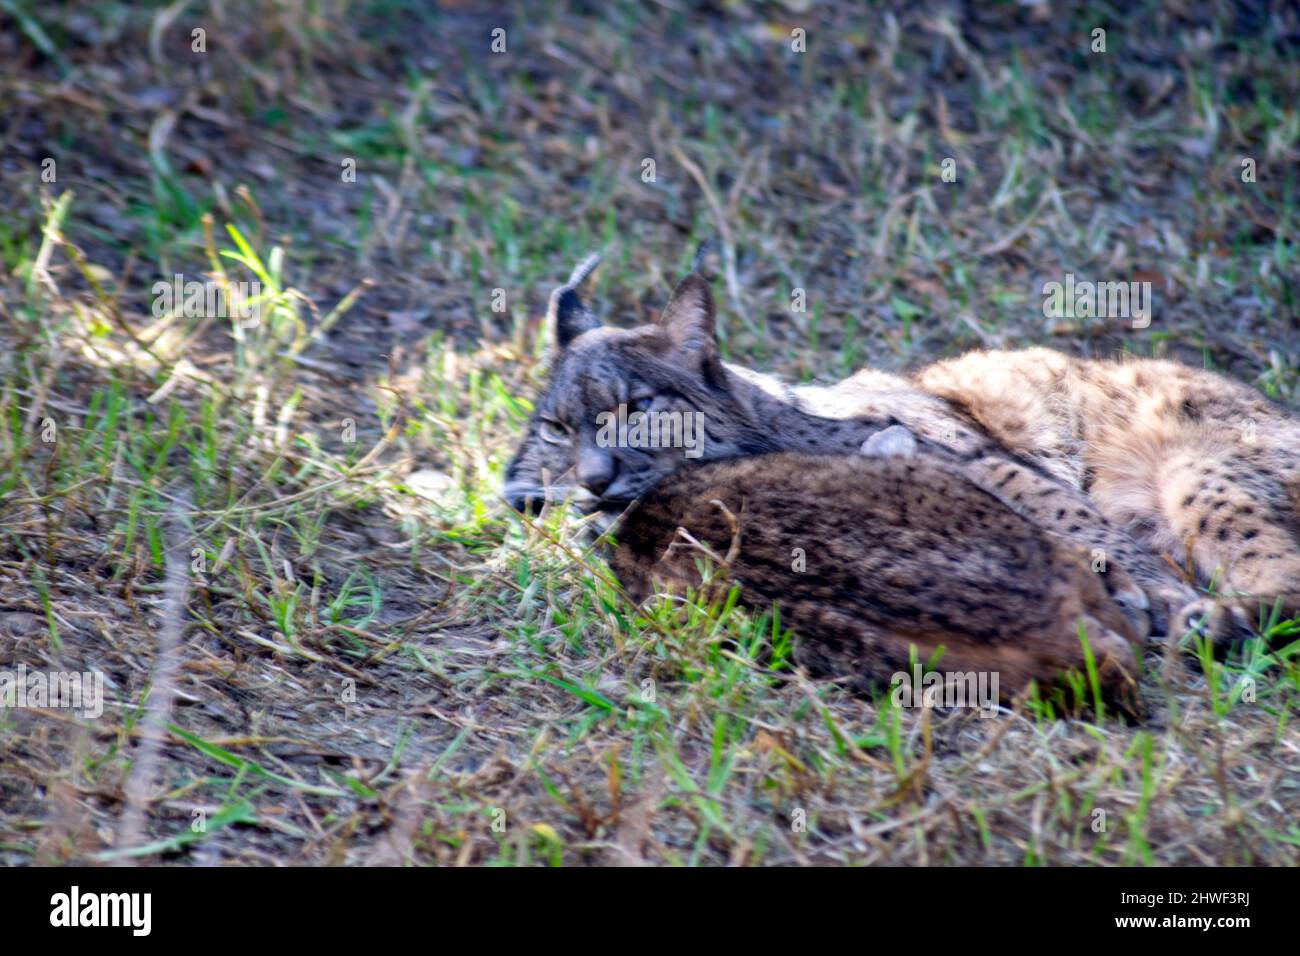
[[1, 0, 1298, 866]]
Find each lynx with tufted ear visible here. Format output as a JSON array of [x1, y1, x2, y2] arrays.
[[504, 251, 1203, 645]]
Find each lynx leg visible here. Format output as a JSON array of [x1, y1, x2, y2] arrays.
[[1150, 449, 1300, 645], [957, 454, 1194, 637]]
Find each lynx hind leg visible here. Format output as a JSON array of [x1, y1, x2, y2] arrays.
[[860, 425, 918, 458]]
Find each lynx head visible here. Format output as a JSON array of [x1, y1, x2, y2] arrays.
[[503, 254, 774, 515]]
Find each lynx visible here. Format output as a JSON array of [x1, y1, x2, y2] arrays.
[[912, 349, 1300, 641], [609, 452, 1143, 714], [504, 255, 1197, 639]]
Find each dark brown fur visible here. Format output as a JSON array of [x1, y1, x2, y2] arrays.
[[610, 453, 1143, 715]]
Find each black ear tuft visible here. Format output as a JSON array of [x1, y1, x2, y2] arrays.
[[691, 240, 715, 277], [550, 253, 603, 348], [552, 287, 599, 348]]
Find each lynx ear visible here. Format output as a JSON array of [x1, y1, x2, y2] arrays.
[[550, 253, 603, 349], [658, 273, 726, 387], [658, 273, 717, 354]]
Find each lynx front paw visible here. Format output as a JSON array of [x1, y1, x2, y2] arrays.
[[1145, 583, 1199, 638], [860, 425, 917, 458]]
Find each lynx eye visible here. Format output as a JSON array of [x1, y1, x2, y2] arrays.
[[538, 418, 572, 445], [630, 395, 654, 414]]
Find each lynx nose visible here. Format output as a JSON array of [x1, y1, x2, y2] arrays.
[[577, 447, 617, 498]]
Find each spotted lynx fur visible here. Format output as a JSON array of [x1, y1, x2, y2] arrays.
[[610, 452, 1143, 713], [912, 349, 1300, 640]]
